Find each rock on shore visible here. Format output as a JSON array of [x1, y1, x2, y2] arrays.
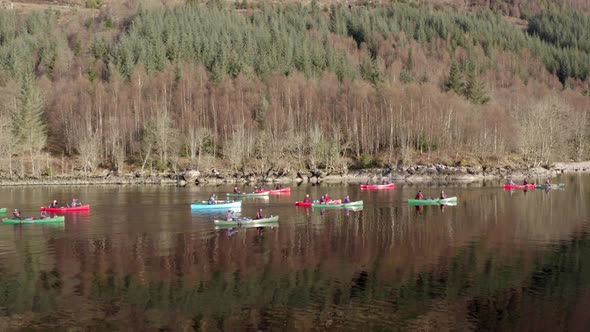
[[0, 161, 587, 186]]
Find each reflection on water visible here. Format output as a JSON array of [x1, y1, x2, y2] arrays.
[[0, 175, 589, 330]]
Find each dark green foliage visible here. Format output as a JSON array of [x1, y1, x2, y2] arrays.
[[528, 10, 590, 53], [325, 4, 589, 86], [360, 56, 384, 85], [85, 0, 103, 9], [446, 62, 464, 94], [0, 10, 61, 77], [465, 71, 490, 105], [111, 6, 355, 80], [13, 68, 46, 153], [0, 2, 588, 94], [254, 95, 268, 130]]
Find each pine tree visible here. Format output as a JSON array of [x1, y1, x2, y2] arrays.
[[445, 62, 464, 94], [12, 68, 47, 174], [465, 71, 490, 105]]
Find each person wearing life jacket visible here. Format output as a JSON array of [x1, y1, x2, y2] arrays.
[[40, 210, 50, 219], [415, 190, 424, 200], [226, 210, 236, 221], [343, 195, 351, 203], [233, 186, 241, 194], [71, 198, 82, 207], [440, 191, 446, 199], [50, 200, 59, 208], [255, 209, 263, 220], [275, 184, 282, 190], [13, 209, 21, 219], [523, 178, 529, 185], [509, 179, 515, 185], [208, 194, 217, 205], [545, 179, 552, 186], [319, 195, 326, 204], [303, 194, 312, 203]]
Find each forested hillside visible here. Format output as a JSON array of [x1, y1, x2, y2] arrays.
[[0, 0, 588, 177]]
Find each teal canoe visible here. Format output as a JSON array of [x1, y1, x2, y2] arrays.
[[2, 216, 65, 224], [311, 200, 363, 209], [226, 192, 269, 198], [408, 197, 458, 205], [0, 208, 6, 214], [214, 215, 279, 227], [535, 183, 565, 189]]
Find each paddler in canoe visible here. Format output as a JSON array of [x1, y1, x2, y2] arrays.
[[274, 184, 282, 190], [415, 190, 424, 200], [544, 179, 552, 186], [71, 198, 82, 207], [225, 210, 237, 221], [508, 179, 515, 185], [343, 195, 351, 203], [255, 209, 264, 220], [303, 194, 312, 203], [12, 209, 22, 220], [523, 178, 529, 185], [233, 186, 241, 194], [40, 210, 50, 219], [208, 194, 218, 205], [440, 191, 446, 199], [49, 199, 59, 208]]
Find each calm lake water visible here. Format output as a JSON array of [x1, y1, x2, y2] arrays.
[[0, 175, 590, 331]]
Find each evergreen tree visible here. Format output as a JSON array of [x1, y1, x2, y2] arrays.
[[465, 71, 490, 105], [12, 68, 47, 174], [446, 62, 464, 94]]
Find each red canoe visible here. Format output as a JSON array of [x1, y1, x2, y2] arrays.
[[40, 205, 90, 213], [502, 184, 535, 190], [256, 187, 292, 194], [360, 183, 395, 190], [295, 201, 313, 207]]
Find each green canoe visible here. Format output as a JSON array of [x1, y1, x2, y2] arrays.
[[407, 197, 458, 206], [215, 222, 278, 230], [2, 216, 65, 224], [535, 183, 565, 189], [0, 208, 6, 214], [214, 215, 279, 227], [312, 200, 364, 209], [226, 192, 270, 198]]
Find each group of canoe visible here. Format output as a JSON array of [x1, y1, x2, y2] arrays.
[[502, 181, 565, 190], [1, 198, 90, 224]]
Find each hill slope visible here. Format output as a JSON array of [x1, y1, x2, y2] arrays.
[[0, 0, 588, 177]]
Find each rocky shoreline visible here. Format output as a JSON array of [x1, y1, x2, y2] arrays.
[[0, 161, 589, 187]]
